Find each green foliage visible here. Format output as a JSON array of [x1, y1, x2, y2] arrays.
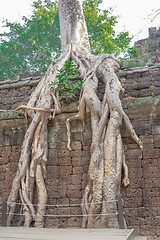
[[0, 0, 133, 79], [51, 60, 82, 100], [121, 60, 145, 69], [0, 0, 60, 79], [83, 0, 132, 56]]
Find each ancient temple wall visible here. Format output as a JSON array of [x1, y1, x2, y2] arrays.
[[0, 66, 160, 239]]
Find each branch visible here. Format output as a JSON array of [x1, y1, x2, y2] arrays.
[[34, 42, 49, 61]]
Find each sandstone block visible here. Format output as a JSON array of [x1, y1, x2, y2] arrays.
[[71, 141, 82, 150], [58, 150, 70, 158], [60, 166, 72, 176], [71, 157, 82, 166], [72, 166, 84, 175], [59, 157, 71, 166]]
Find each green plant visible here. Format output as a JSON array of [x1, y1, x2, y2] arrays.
[[121, 60, 145, 69], [0, 0, 133, 79], [50, 60, 82, 100]]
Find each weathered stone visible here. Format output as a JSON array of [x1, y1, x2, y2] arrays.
[[60, 166, 72, 176], [71, 141, 82, 150]]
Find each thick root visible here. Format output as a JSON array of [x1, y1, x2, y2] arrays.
[[7, 43, 142, 229], [7, 45, 72, 227], [66, 53, 142, 228]]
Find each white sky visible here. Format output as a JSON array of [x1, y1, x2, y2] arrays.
[[0, 0, 160, 45]]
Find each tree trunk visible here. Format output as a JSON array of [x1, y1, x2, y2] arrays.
[[58, 0, 90, 52], [7, 0, 142, 229]]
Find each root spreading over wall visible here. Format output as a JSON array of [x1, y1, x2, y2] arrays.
[[7, 0, 142, 228]]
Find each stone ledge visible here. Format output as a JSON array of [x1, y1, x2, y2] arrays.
[[117, 64, 160, 77], [0, 96, 160, 123], [1, 65, 160, 90]]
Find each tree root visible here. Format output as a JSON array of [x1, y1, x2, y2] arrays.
[[7, 45, 72, 227], [66, 51, 142, 228], [7, 43, 142, 228]]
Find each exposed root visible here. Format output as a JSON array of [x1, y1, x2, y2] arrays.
[[66, 52, 142, 228], [16, 105, 55, 113], [7, 45, 72, 227], [6, 0, 142, 229], [7, 38, 142, 228]]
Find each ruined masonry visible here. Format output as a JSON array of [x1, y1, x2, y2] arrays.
[[0, 65, 160, 239]]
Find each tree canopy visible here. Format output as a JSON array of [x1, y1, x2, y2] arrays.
[[0, 0, 133, 79]]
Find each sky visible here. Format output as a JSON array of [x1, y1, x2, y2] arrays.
[[0, 0, 160, 45]]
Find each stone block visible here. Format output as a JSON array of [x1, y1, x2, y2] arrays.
[[128, 178, 145, 189], [67, 184, 81, 191], [143, 144, 160, 159], [9, 151, 20, 162], [45, 218, 59, 228], [57, 128, 68, 142], [82, 150, 91, 158], [72, 166, 84, 175], [0, 146, 11, 157], [57, 142, 67, 150], [71, 157, 82, 166], [152, 125, 160, 135], [67, 188, 82, 198], [71, 141, 82, 150], [57, 185, 67, 198], [46, 178, 59, 186], [57, 198, 69, 205], [68, 217, 81, 227], [71, 132, 83, 141], [57, 207, 71, 216], [153, 134, 160, 148], [48, 142, 57, 149], [124, 188, 142, 198], [58, 150, 70, 158], [139, 135, 153, 144], [59, 157, 71, 166], [60, 166, 72, 176], [0, 173, 5, 181], [71, 175, 82, 185], [82, 140, 92, 146], [59, 217, 68, 228], [137, 207, 157, 217], [143, 188, 160, 197], [48, 128, 58, 143], [70, 207, 82, 215], [142, 158, 159, 167], [70, 150, 82, 157], [144, 177, 160, 188], [47, 166, 59, 177], [124, 196, 143, 208], [143, 166, 159, 178], [126, 149, 142, 160], [0, 157, 9, 165], [59, 176, 71, 185], [128, 167, 143, 179], [46, 207, 57, 215], [81, 157, 90, 166], [48, 148, 58, 159], [126, 159, 141, 168]]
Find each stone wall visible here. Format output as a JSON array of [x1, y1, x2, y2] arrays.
[[134, 27, 160, 63], [0, 65, 160, 239]]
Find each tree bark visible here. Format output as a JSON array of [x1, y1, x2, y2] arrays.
[[58, 0, 90, 52]]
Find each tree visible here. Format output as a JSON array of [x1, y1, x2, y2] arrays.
[[0, 0, 132, 80], [6, 0, 142, 228]]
